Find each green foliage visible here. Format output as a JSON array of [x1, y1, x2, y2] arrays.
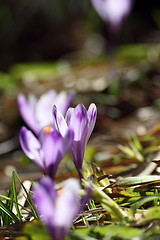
[[92, 184, 126, 222], [14, 221, 143, 240], [0, 171, 38, 226], [0, 197, 20, 225], [138, 206, 160, 224], [68, 225, 143, 240], [15, 221, 51, 240], [0, 72, 17, 92], [116, 175, 160, 187], [116, 134, 160, 163], [10, 61, 70, 82], [12, 171, 39, 220]]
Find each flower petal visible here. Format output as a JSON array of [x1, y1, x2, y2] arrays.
[[70, 104, 88, 141], [91, 0, 134, 29], [54, 91, 75, 116], [86, 103, 97, 143], [18, 94, 39, 134], [55, 178, 80, 229], [70, 140, 84, 175], [63, 128, 74, 154], [19, 127, 44, 169], [53, 106, 68, 136], [35, 90, 57, 129], [65, 107, 74, 125], [42, 130, 64, 178], [33, 177, 57, 238]]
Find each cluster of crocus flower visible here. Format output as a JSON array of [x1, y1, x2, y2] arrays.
[[19, 90, 97, 179], [18, 90, 96, 239]]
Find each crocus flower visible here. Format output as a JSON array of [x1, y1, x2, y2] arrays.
[[19, 126, 74, 179], [33, 176, 90, 240], [18, 90, 74, 135], [53, 103, 97, 178], [90, 0, 134, 36]]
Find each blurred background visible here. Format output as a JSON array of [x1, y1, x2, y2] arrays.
[[0, 0, 160, 70]]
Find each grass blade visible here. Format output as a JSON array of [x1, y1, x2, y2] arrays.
[[0, 199, 20, 223], [12, 171, 22, 221], [13, 171, 39, 219]]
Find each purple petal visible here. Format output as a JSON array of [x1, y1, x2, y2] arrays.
[[33, 177, 57, 238], [42, 130, 64, 178], [63, 128, 74, 154], [19, 127, 44, 169], [54, 91, 75, 116], [53, 106, 68, 136], [69, 104, 97, 178], [65, 107, 74, 125], [91, 0, 134, 28], [70, 104, 88, 141], [35, 90, 57, 129], [70, 140, 84, 175], [86, 103, 97, 143], [54, 178, 80, 230], [18, 94, 39, 134]]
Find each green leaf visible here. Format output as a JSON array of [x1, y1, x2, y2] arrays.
[[0, 199, 20, 223], [73, 225, 143, 240], [129, 195, 160, 217], [129, 141, 144, 162], [138, 206, 160, 224], [117, 175, 160, 187], [131, 136, 143, 152], [15, 221, 51, 240], [12, 171, 22, 221], [93, 185, 126, 221], [118, 145, 135, 158], [10, 61, 69, 81], [144, 225, 160, 239], [13, 171, 39, 220]]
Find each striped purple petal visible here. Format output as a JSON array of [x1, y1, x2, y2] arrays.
[[18, 94, 39, 135], [19, 127, 44, 170]]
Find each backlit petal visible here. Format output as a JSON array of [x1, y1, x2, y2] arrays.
[[55, 178, 80, 229], [18, 94, 39, 134], [19, 127, 43, 169], [86, 103, 97, 143], [35, 90, 57, 129], [42, 130, 64, 178], [54, 91, 75, 116], [70, 104, 88, 141], [91, 0, 134, 29], [53, 106, 68, 136], [33, 177, 57, 238]]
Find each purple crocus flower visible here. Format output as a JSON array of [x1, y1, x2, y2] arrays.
[[18, 90, 74, 135], [53, 103, 97, 178], [33, 176, 90, 240], [90, 0, 134, 36], [19, 126, 74, 179]]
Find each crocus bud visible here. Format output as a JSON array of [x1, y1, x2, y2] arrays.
[[91, 0, 134, 36], [53, 103, 97, 178]]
